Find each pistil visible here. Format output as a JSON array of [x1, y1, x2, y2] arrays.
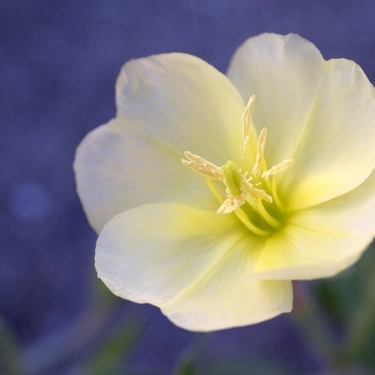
[[181, 96, 293, 236]]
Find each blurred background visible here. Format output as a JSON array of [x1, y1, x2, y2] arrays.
[[2, 0, 375, 374]]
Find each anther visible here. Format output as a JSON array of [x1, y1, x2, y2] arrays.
[[262, 159, 294, 179], [182, 152, 223, 181], [241, 95, 255, 157], [252, 127, 267, 177]]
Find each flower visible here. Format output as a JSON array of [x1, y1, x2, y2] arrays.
[[74, 33, 375, 331]]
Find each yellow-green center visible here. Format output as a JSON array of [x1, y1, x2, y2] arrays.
[[181, 95, 293, 237], [205, 160, 286, 237]]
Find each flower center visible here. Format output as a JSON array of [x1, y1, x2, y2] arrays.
[[181, 95, 293, 237]]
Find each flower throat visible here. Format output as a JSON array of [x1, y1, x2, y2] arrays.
[[182, 95, 293, 237]]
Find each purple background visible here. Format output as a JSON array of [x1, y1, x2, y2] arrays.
[[2, 0, 375, 373]]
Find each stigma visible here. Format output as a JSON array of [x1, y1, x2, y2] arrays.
[[182, 152, 272, 214]]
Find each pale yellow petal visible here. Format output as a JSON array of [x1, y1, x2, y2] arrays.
[[75, 120, 219, 232], [96, 204, 244, 305], [74, 53, 245, 232], [243, 167, 375, 280], [95, 204, 292, 331], [115, 53, 244, 163], [228, 33, 375, 209], [253, 225, 371, 280], [294, 167, 375, 236], [253, 167, 375, 280], [161, 263, 292, 332], [227, 33, 326, 167], [283, 57, 375, 210]]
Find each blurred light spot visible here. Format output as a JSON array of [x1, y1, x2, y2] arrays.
[[9, 181, 52, 220]]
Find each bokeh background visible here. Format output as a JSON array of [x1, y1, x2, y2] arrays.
[[2, 1, 375, 374]]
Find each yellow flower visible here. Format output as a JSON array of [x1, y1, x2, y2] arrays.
[[74, 34, 375, 331]]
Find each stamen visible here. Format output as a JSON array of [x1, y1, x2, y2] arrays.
[[262, 159, 294, 180], [205, 178, 224, 204], [182, 152, 223, 181], [271, 176, 284, 211], [233, 208, 270, 236], [241, 179, 272, 203], [241, 95, 255, 157], [252, 128, 267, 177], [256, 199, 281, 228], [206, 177, 246, 214], [217, 194, 246, 214], [182, 94, 294, 237], [244, 194, 258, 211]]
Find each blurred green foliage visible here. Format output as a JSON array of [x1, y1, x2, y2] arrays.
[[202, 357, 291, 375], [0, 317, 23, 375], [2, 243, 375, 374], [171, 334, 211, 375], [88, 316, 142, 375], [311, 240, 375, 369]]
